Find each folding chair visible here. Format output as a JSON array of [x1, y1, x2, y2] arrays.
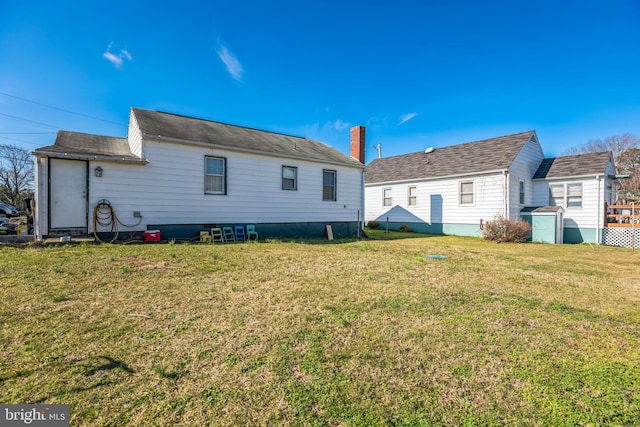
[[199, 231, 212, 242], [234, 225, 246, 242], [211, 228, 224, 243], [246, 224, 258, 241], [222, 226, 235, 242]]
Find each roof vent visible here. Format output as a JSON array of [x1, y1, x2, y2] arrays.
[[425, 147, 435, 153]]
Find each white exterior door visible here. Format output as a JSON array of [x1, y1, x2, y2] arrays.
[[50, 158, 88, 229]]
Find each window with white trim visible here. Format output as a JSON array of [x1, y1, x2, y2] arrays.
[[549, 183, 582, 208], [322, 169, 336, 201], [567, 183, 583, 207], [383, 188, 392, 207], [408, 186, 417, 207], [550, 184, 564, 207], [205, 156, 226, 194], [282, 166, 297, 190], [519, 180, 525, 205], [459, 181, 474, 205]]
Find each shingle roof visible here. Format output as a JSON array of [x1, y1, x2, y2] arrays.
[[520, 206, 564, 214], [365, 131, 536, 184], [533, 151, 612, 179], [132, 108, 363, 167], [35, 131, 141, 161]]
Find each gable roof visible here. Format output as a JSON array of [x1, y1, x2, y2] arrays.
[[533, 151, 613, 179], [34, 131, 144, 163], [365, 131, 536, 184], [132, 108, 363, 168]]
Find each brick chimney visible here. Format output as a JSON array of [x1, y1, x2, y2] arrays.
[[350, 125, 365, 163]]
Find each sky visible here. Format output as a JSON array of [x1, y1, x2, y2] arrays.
[[1, 0, 639, 163]]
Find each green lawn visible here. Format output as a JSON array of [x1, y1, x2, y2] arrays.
[[1, 232, 639, 426]]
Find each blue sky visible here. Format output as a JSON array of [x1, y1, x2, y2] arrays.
[[1, 1, 638, 163]]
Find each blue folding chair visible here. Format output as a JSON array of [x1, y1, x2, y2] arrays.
[[235, 225, 246, 242]]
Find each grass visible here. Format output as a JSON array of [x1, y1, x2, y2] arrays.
[[1, 231, 639, 426]]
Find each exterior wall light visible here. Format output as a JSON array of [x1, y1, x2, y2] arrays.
[[95, 166, 103, 177]]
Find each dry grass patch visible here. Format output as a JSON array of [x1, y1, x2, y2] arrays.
[[1, 235, 639, 425]]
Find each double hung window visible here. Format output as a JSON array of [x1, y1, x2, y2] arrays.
[[383, 188, 392, 207], [205, 156, 226, 194], [323, 170, 336, 201], [459, 181, 474, 205], [408, 186, 417, 207], [282, 166, 297, 190]]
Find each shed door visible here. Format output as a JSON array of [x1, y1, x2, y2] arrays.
[[50, 158, 88, 229], [532, 215, 556, 244]]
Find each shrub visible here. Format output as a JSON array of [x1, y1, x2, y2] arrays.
[[482, 216, 531, 243], [398, 224, 413, 233], [367, 220, 380, 229]]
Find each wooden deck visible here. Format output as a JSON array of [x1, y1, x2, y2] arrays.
[[605, 204, 640, 227]]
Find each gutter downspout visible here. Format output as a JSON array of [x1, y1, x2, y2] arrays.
[[503, 170, 509, 219], [360, 170, 365, 237], [596, 174, 602, 244], [34, 155, 43, 240]]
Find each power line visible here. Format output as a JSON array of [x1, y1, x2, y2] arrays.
[[0, 132, 56, 135], [0, 112, 60, 130], [0, 91, 127, 126], [0, 135, 43, 147]]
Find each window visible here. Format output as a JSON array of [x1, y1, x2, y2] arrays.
[[323, 169, 336, 201], [567, 183, 583, 207], [550, 184, 564, 207], [383, 188, 392, 206], [408, 186, 417, 206], [282, 166, 297, 190], [205, 156, 226, 194], [549, 183, 582, 208], [519, 180, 525, 205], [459, 181, 474, 205]]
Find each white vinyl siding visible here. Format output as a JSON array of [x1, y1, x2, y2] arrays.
[[127, 109, 143, 157], [533, 177, 604, 231], [459, 181, 474, 205], [205, 156, 226, 194], [507, 137, 545, 219], [84, 140, 362, 232], [365, 173, 506, 231], [383, 188, 392, 206], [408, 186, 417, 207]]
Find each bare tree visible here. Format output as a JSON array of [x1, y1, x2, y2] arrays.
[[0, 144, 34, 207], [563, 133, 640, 197]]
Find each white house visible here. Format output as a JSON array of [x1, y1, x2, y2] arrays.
[[33, 108, 367, 240], [531, 152, 616, 243], [364, 131, 616, 243]]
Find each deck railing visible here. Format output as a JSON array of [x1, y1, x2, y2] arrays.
[[605, 204, 640, 227]]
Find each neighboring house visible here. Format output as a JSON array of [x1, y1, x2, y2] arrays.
[[364, 131, 616, 243], [33, 108, 366, 240]]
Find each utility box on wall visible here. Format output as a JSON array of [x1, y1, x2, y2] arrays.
[[520, 206, 564, 244]]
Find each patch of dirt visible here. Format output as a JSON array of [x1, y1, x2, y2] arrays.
[[123, 257, 172, 270]]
